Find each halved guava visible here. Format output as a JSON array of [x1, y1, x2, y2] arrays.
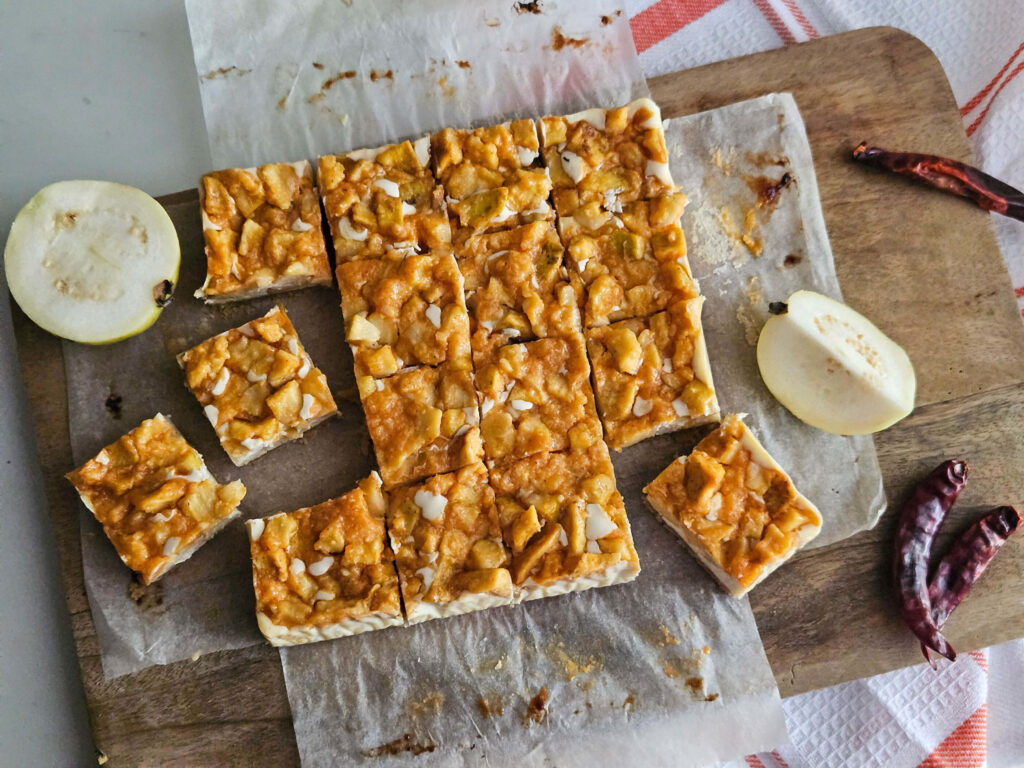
[[4, 180, 180, 344], [756, 290, 916, 435]]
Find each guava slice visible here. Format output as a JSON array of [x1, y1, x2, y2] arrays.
[[4, 180, 180, 344], [756, 290, 916, 435]]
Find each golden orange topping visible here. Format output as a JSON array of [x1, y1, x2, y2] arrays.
[[432, 120, 552, 234], [488, 442, 639, 592], [586, 298, 718, 450], [387, 463, 512, 622], [337, 253, 472, 379], [248, 473, 402, 643], [67, 414, 245, 585], [644, 415, 822, 589], [317, 138, 451, 262], [177, 304, 337, 466], [198, 161, 331, 301], [359, 363, 483, 488]]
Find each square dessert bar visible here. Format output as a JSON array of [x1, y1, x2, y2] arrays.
[[66, 414, 246, 585], [475, 334, 600, 467], [560, 194, 697, 327], [643, 414, 822, 598], [359, 362, 483, 488], [197, 161, 331, 302], [489, 440, 640, 601], [456, 220, 582, 365], [432, 120, 553, 235], [177, 304, 338, 467], [247, 472, 403, 646], [318, 138, 452, 262], [540, 98, 677, 220], [387, 463, 513, 624], [586, 298, 719, 450], [337, 252, 472, 379]]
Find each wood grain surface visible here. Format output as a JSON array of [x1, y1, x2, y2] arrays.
[[13, 27, 1024, 766]]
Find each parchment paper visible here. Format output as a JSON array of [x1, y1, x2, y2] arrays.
[[61, 4, 877, 764], [667, 93, 887, 548], [185, 0, 647, 169]]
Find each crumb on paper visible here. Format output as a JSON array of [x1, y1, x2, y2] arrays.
[[312, 61, 325, 70], [476, 693, 505, 719], [600, 12, 621, 25], [514, 0, 543, 14], [550, 26, 589, 51], [96, 752, 108, 766], [546, 640, 601, 681], [524, 687, 549, 725], [202, 65, 251, 80], [783, 253, 803, 268], [495, 657, 505, 670], [362, 734, 436, 758], [658, 624, 680, 647], [127, 576, 164, 612], [370, 69, 394, 82], [437, 76, 455, 98], [456, 60, 471, 69], [320, 70, 357, 93], [407, 691, 444, 718], [736, 275, 765, 347], [191, 651, 201, 662], [104, 389, 122, 419]]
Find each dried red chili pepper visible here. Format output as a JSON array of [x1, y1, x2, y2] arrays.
[[893, 459, 968, 662], [929, 505, 1022, 627], [853, 143, 1024, 222]]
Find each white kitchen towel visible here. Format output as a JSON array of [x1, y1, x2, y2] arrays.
[[623, 1, 1024, 766]]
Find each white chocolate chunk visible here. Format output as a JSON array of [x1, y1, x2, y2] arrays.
[[340, 216, 368, 241], [414, 489, 447, 521], [291, 218, 313, 232], [247, 370, 267, 383], [211, 366, 230, 396], [585, 504, 617, 540], [152, 510, 174, 523], [632, 397, 653, 417], [373, 178, 401, 197], [290, 558, 306, 575], [493, 203, 516, 223], [586, 539, 602, 554], [413, 136, 430, 167], [308, 556, 334, 576], [416, 566, 435, 591], [248, 518, 265, 541], [204, 404, 219, 427], [314, 590, 336, 602], [561, 151, 585, 184], [645, 160, 674, 188], [671, 398, 687, 417], [517, 146, 539, 166], [481, 398, 494, 416], [287, 337, 299, 356], [299, 393, 315, 420], [425, 303, 442, 328], [297, 359, 311, 379], [662, 358, 674, 373], [163, 536, 181, 556], [401, 201, 416, 217]]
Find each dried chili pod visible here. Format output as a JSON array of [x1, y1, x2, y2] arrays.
[[929, 505, 1022, 627], [893, 459, 968, 662], [853, 143, 1024, 222]]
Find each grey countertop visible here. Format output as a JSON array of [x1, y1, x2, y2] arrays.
[[0, 1, 210, 763]]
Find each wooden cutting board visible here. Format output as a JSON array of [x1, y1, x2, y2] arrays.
[[13, 26, 1024, 765]]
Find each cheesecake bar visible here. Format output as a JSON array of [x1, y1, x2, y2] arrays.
[[475, 335, 600, 467], [359, 362, 483, 488], [247, 472, 404, 646], [386, 463, 513, 624], [432, 120, 552, 235], [337, 252, 472, 379], [643, 414, 822, 598], [66, 414, 246, 585], [489, 440, 640, 601], [177, 304, 338, 466], [456, 220, 582, 365], [560, 195, 696, 327], [197, 161, 331, 302], [540, 98, 676, 220], [318, 138, 452, 262], [586, 298, 719, 450]]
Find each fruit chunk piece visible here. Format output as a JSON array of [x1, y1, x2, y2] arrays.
[[756, 290, 916, 435], [5, 180, 180, 344]]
